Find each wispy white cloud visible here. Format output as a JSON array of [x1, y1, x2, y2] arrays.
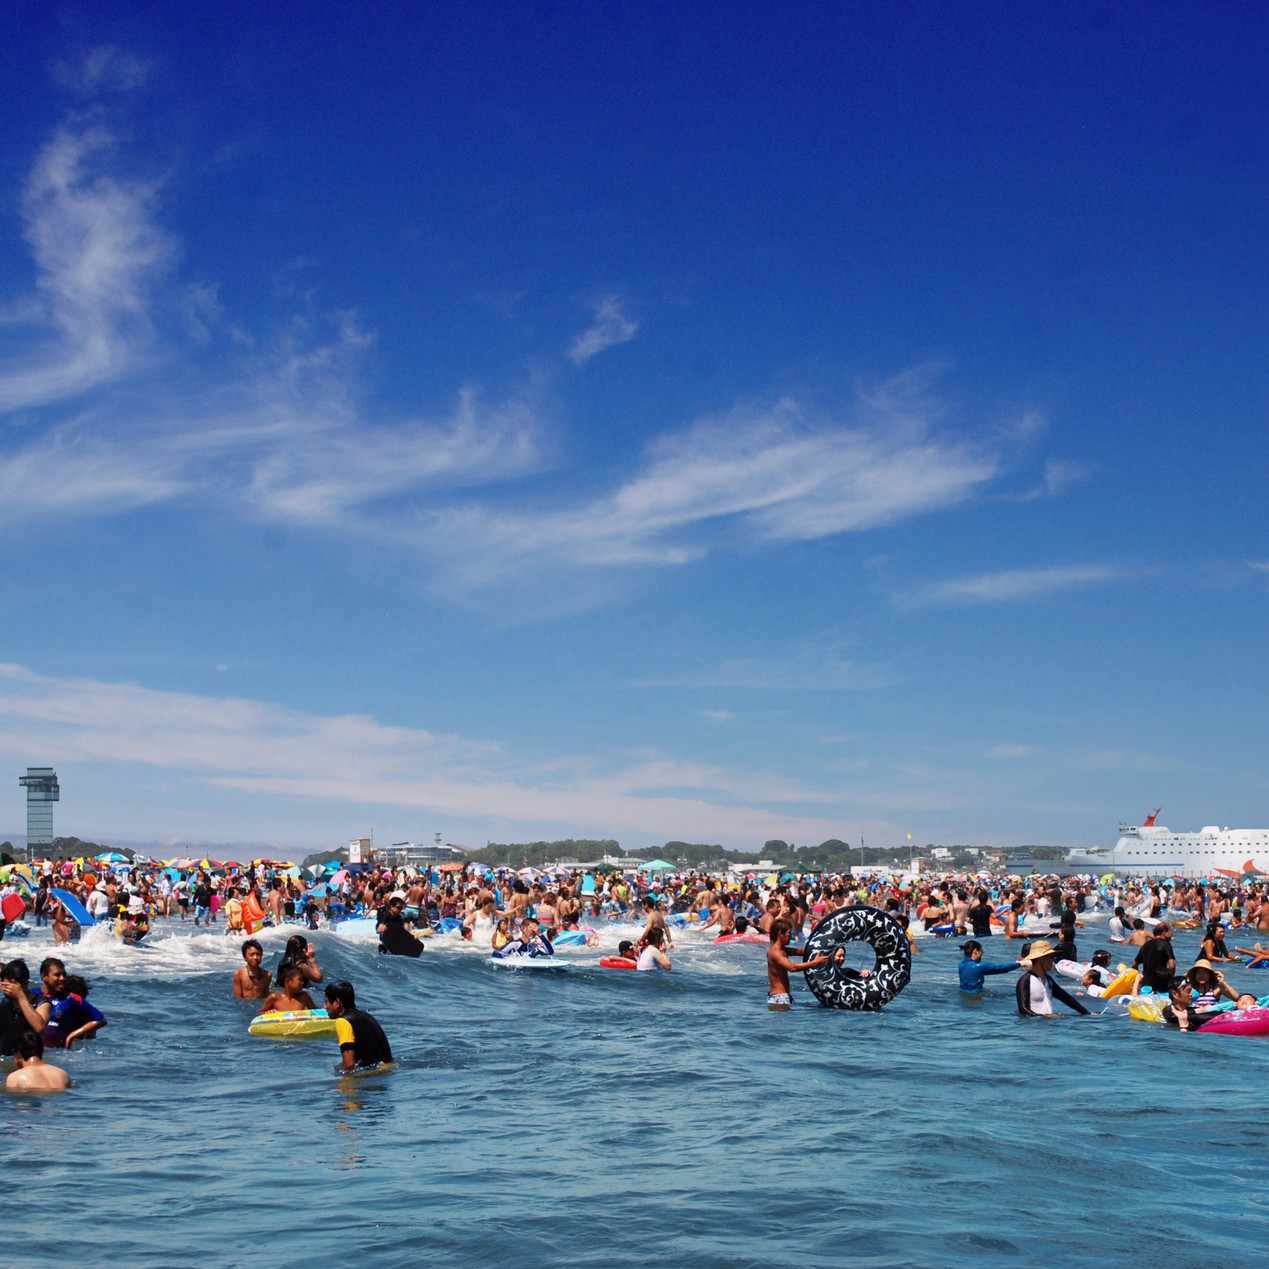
[[0, 663, 852, 846], [1015, 457, 1087, 500], [569, 295, 639, 364], [53, 46, 151, 96], [415, 395, 1001, 594], [898, 564, 1124, 608], [0, 122, 172, 413]]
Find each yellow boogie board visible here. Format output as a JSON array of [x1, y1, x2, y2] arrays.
[[249, 1008, 338, 1039]]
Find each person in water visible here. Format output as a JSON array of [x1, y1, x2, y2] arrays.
[[1133, 922, 1177, 994], [1233, 941, 1269, 967], [1015, 940, 1089, 1017], [257, 964, 315, 1015], [493, 917, 554, 958], [1184, 958, 1239, 1007], [637, 926, 671, 971], [634, 896, 676, 951], [766, 918, 845, 1009], [376, 892, 424, 958], [957, 941, 1021, 994], [276, 935, 323, 986], [6, 1031, 71, 1093], [0, 960, 45, 1054], [1162, 977, 1208, 1031], [324, 980, 392, 1072], [35, 958, 107, 1049], [233, 939, 271, 999]]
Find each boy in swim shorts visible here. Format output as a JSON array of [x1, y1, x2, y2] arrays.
[[766, 918, 843, 1009]]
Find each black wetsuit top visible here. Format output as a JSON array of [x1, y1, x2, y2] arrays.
[[968, 903, 994, 937], [376, 908, 424, 958], [337, 1006, 393, 1066], [0, 994, 31, 1055], [1133, 939, 1176, 993]]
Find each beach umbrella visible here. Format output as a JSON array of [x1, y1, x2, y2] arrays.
[[307, 882, 330, 897], [638, 859, 676, 873], [330, 869, 349, 884]]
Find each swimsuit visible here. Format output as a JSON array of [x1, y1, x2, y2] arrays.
[[767, 991, 792, 1006]]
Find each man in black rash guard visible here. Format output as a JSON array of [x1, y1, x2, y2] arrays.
[[967, 890, 995, 938], [1015, 940, 1090, 1017], [376, 892, 423, 958], [324, 980, 392, 1071], [1133, 922, 1176, 994]]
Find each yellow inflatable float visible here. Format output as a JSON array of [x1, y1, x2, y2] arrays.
[[249, 1008, 337, 1039]]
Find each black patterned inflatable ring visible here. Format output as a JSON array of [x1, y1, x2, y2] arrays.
[[802, 905, 912, 1010]]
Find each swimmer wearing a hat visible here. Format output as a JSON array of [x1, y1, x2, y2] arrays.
[[1015, 940, 1089, 1017], [1184, 958, 1239, 1009]]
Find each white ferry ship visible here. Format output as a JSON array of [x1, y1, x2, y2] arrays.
[[1065, 809, 1269, 878]]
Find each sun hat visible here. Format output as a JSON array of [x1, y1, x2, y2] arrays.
[[1186, 958, 1217, 980], [1025, 939, 1056, 962]]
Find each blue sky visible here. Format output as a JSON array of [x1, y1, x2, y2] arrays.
[[1, 3, 1267, 856]]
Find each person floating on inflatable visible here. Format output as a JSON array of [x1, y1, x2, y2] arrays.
[[377, 892, 424, 958], [958, 941, 1021, 994], [1015, 940, 1089, 1017], [324, 980, 392, 1072], [493, 917, 554, 959], [766, 918, 845, 1010], [256, 964, 315, 1016]]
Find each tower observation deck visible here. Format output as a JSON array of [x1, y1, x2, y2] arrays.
[[18, 767, 59, 853]]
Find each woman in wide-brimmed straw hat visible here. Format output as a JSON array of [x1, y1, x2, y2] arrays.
[[1015, 939, 1090, 1018], [1185, 957, 1239, 1008]]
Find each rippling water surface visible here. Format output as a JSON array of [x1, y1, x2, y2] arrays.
[[3, 916, 1266, 1267]]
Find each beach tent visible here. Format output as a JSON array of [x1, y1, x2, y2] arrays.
[[638, 859, 676, 873]]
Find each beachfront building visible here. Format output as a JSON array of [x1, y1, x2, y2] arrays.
[[18, 766, 59, 853], [381, 840, 467, 866]]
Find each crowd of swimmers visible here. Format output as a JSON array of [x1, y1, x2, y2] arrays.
[[6, 859, 1269, 1093]]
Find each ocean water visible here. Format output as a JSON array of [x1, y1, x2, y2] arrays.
[[3, 915, 1267, 1268]]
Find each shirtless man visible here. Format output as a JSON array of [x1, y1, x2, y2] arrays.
[[699, 902, 735, 935], [1127, 919, 1151, 948], [257, 964, 315, 1015], [635, 897, 675, 950], [766, 918, 844, 1009], [233, 939, 272, 999], [6, 1031, 71, 1092], [756, 898, 782, 934], [1003, 900, 1029, 940]]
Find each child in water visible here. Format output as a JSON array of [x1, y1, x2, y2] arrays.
[[256, 964, 315, 1016], [233, 939, 271, 999]]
